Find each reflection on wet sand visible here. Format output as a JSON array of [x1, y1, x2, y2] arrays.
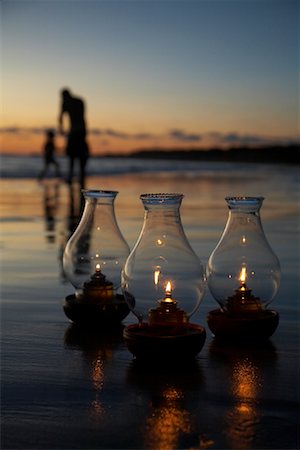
[[209, 340, 277, 449], [58, 182, 85, 282], [144, 385, 193, 450], [225, 358, 261, 449], [41, 179, 61, 243], [64, 324, 123, 422], [126, 360, 213, 449]]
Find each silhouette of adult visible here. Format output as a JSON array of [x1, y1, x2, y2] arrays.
[[58, 88, 89, 186]]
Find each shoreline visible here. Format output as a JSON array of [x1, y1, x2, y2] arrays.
[[1, 143, 299, 165]]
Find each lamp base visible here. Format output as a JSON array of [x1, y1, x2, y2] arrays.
[[123, 323, 206, 361], [207, 308, 279, 340], [63, 293, 130, 326]]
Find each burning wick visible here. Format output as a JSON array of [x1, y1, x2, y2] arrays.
[[226, 265, 262, 314], [239, 267, 247, 290], [161, 281, 176, 305], [148, 279, 187, 325]]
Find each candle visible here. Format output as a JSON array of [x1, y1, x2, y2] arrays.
[[226, 266, 262, 314], [239, 267, 247, 287], [148, 280, 187, 326], [81, 263, 114, 303], [161, 281, 176, 305]]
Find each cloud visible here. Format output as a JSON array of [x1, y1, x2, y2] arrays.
[[0, 126, 54, 135], [89, 128, 103, 135], [168, 129, 202, 142], [0, 127, 22, 134], [133, 132, 154, 140], [105, 128, 130, 139], [222, 132, 268, 145], [89, 128, 155, 140], [1, 126, 298, 149]]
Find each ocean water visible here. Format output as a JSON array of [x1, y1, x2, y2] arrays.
[[1, 153, 294, 179], [0, 154, 231, 178]]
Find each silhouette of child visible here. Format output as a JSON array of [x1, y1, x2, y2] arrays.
[[39, 130, 61, 179]]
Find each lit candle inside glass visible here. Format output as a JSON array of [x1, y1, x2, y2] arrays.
[[239, 267, 247, 289], [226, 266, 262, 314], [161, 281, 176, 305], [81, 262, 114, 303], [148, 280, 187, 325]]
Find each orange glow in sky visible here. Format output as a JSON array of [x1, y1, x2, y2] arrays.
[[2, 1, 299, 155]]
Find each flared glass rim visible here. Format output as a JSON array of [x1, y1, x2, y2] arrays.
[[140, 193, 184, 205], [226, 196, 264, 206], [82, 190, 118, 198]]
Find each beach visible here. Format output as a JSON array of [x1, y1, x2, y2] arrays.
[[1, 157, 299, 449]]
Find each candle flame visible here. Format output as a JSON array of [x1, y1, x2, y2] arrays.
[[165, 281, 172, 295], [95, 263, 101, 272], [239, 267, 247, 284]]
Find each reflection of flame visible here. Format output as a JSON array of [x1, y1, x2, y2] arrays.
[[154, 269, 160, 286], [163, 386, 183, 401], [225, 359, 261, 449], [88, 350, 111, 421], [90, 395, 106, 420], [91, 354, 104, 391], [144, 387, 192, 450], [232, 359, 260, 399]]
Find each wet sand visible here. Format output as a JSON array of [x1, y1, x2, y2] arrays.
[[1, 168, 299, 449]]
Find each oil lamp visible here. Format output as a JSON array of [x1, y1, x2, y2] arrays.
[[63, 190, 130, 326], [148, 281, 188, 326], [122, 193, 206, 360], [206, 196, 281, 340]]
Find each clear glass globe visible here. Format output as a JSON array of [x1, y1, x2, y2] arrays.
[[122, 193, 206, 324], [206, 197, 281, 312], [63, 190, 130, 294]]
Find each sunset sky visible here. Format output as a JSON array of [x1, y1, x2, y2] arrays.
[[1, 0, 299, 155]]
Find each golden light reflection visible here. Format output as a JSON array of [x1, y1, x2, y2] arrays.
[[88, 348, 113, 421], [90, 395, 106, 420], [154, 268, 161, 286], [144, 386, 192, 450], [91, 353, 105, 391], [240, 235, 247, 245], [225, 359, 262, 449]]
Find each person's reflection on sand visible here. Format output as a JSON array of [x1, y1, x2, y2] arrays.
[[66, 182, 85, 237], [42, 179, 61, 243], [59, 183, 85, 282]]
